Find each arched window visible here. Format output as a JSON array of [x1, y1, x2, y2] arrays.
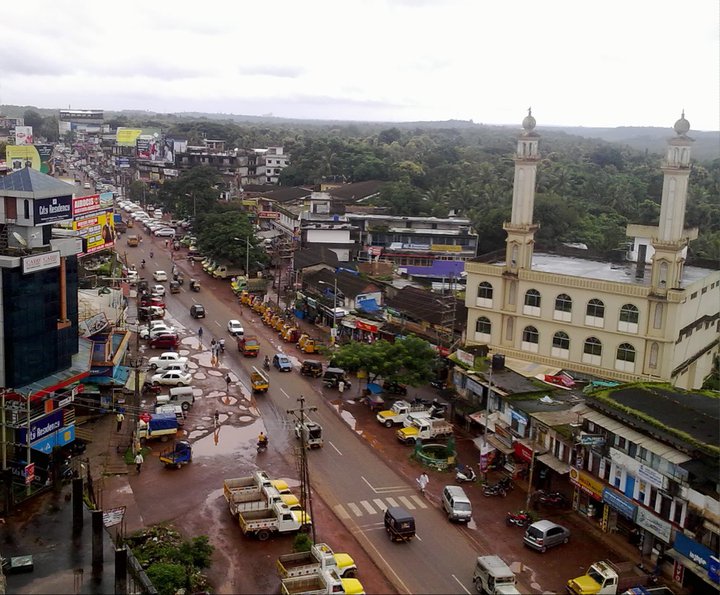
[[659, 262, 668, 286], [521, 326, 539, 353], [523, 289, 541, 316], [475, 317, 491, 339], [476, 282, 493, 308], [583, 337, 602, 365], [552, 331, 570, 359], [619, 304, 639, 333], [554, 294, 572, 322], [585, 299, 605, 328], [616, 343, 636, 372]]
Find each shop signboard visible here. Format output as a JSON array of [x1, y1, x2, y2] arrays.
[[24, 463, 35, 485], [259, 211, 280, 219], [34, 195, 73, 225], [18, 409, 63, 446], [22, 251, 60, 274], [355, 320, 377, 333], [570, 467, 604, 499], [635, 506, 672, 542], [672, 532, 718, 578], [513, 441, 533, 463], [456, 349, 475, 367], [602, 487, 637, 520], [637, 464, 666, 489], [465, 378, 483, 396], [73, 194, 101, 216]]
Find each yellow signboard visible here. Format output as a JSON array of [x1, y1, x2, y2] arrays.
[[73, 209, 116, 255], [431, 244, 462, 252], [116, 128, 143, 147], [6, 145, 40, 171], [569, 467, 604, 499]]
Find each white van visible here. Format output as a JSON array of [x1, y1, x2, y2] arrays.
[[153, 209, 163, 219], [442, 485, 472, 522]]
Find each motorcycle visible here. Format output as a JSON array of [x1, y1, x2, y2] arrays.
[[536, 490, 570, 508], [455, 465, 477, 483], [506, 510, 533, 527], [219, 338, 225, 353], [257, 438, 268, 453], [141, 260, 146, 269], [263, 357, 271, 371], [498, 476, 514, 492], [482, 482, 507, 497]]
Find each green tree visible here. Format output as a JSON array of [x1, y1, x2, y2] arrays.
[[195, 208, 266, 271], [331, 336, 437, 385], [145, 562, 186, 595], [22, 109, 44, 131]]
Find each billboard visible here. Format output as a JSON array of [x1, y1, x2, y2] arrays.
[[34, 195, 73, 225], [73, 209, 116, 255], [73, 194, 101, 217], [116, 127, 142, 147], [137, 136, 163, 161], [6, 144, 54, 173], [14, 125, 33, 145]]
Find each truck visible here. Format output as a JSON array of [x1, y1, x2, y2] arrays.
[[226, 484, 300, 517], [376, 400, 433, 428], [473, 555, 521, 594], [113, 213, 127, 233], [295, 420, 323, 448], [280, 569, 365, 595], [137, 412, 178, 441], [231, 276, 269, 295], [277, 543, 357, 579], [396, 417, 453, 444], [237, 502, 311, 541], [237, 334, 260, 357], [223, 471, 292, 501], [567, 560, 657, 595], [213, 262, 245, 279]]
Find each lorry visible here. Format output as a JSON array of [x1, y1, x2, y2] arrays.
[[237, 334, 260, 357], [113, 213, 127, 233], [213, 262, 245, 280], [137, 412, 178, 441], [376, 400, 433, 428], [280, 568, 365, 595], [567, 560, 657, 595], [226, 484, 300, 517], [396, 417, 453, 444], [237, 502, 311, 541], [473, 555, 521, 594], [232, 276, 269, 295], [295, 420, 323, 448], [223, 471, 292, 500], [277, 543, 357, 579]]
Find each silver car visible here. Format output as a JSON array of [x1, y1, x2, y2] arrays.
[[523, 520, 570, 552]]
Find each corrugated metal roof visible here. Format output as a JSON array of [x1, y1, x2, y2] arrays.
[[0, 167, 75, 197]]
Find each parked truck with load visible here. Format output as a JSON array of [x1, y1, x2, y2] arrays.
[[231, 276, 269, 295], [213, 262, 245, 280], [237, 334, 260, 357], [113, 213, 127, 233], [280, 569, 364, 595], [223, 471, 292, 500], [567, 560, 657, 595], [277, 543, 357, 579], [237, 502, 311, 541], [226, 484, 300, 517], [376, 399, 446, 428], [396, 417, 453, 444], [137, 412, 178, 441]]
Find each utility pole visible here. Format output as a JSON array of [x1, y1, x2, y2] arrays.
[[287, 396, 317, 544]]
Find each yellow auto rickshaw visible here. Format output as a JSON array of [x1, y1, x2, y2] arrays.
[[240, 291, 253, 306], [273, 316, 286, 332], [250, 367, 269, 393]]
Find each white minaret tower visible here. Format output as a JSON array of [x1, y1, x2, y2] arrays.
[[504, 109, 540, 272], [650, 112, 695, 291]]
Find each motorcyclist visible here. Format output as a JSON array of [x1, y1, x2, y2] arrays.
[[141, 259, 146, 269], [149, 250, 154, 259], [257, 432, 268, 449], [263, 355, 270, 370], [219, 338, 225, 352]]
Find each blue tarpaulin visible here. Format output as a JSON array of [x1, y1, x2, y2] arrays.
[[366, 383, 383, 394], [356, 298, 380, 312]]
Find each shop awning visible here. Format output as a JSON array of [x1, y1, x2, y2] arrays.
[[486, 434, 515, 455], [366, 383, 383, 394], [467, 411, 499, 431], [472, 436, 495, 452], [537, 452, 571, 475]]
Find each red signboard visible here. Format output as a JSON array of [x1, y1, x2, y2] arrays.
[[513, 441, 533, 463], [258, 211, 280, 219], [672, 561, 684, 583], [72, 194, 101, 216], [25, 463, 35, 485], [356, 320, 378, 333]]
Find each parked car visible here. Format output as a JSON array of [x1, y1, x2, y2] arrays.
[[153, 270, 168, 282], [273, 353, 293, 372], [523, 520, 570, 552], [154, 227, 175, 237], [150, 370, 192, 387], [148, 352, 188, 370], [227, 319, 244, 336], [140, 324, 176, 340], [149, 334, 180, 349]]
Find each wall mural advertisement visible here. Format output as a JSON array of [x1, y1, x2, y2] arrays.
[[73, 209, 116, 255]]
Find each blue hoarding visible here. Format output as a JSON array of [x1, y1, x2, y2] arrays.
[[602, 487, 637, 520]]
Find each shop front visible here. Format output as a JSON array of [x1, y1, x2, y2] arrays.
[[665, 532, 720, 593], [570, 467, 605, 520], [601, 486, 638, 537]]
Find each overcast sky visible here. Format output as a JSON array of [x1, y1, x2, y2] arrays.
[[1, 0, 718, 130]]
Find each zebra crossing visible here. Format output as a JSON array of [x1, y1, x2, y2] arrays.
[[333, 494, 428, 520]]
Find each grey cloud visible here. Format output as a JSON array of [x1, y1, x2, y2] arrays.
[[0, 52, 75, 76]]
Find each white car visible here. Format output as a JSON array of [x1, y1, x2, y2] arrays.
[[153, 271, 168, 282], [151, 284, 166, 296], [140, 323, 175, 340], [150, 370, 192, 387], [148, 352, 188, 370], [154, 228, 175, 238], [227, 320, 245, 336]]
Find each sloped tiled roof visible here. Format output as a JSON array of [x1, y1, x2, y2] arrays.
[[385, 286, 466, 330], [260, 187, 313, 203], [0, 167, 75, 199], [304, 269, 380, 299], [294, 245, 339, 270], [328, 180, 385, 202]]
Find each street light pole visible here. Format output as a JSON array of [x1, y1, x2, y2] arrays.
[[233, 237, 251, 278]]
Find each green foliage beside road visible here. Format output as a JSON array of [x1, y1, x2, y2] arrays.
[[331, 336, 438, 386]]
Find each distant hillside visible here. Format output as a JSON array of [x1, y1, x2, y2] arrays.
[[2, 104, 718, 160]]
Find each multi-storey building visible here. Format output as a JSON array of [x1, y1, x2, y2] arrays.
[[464, 112, 719, 390]]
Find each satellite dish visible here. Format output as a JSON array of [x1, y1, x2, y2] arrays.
[[12, 232, 27, 247]]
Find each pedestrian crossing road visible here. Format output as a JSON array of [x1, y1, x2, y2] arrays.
[[333, 494, 428, 519]]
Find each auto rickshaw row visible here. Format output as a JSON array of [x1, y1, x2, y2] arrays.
[[237, 291, 325, 354]]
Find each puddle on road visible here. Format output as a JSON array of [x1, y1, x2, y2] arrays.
[[195, 352, 214, 367], [195, 372, 207, 381], [467, 517, 478, 530], [192, 418, 265, 457], [207, 369, 225, 377]]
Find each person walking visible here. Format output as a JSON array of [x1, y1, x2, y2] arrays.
[[116, 411, 125, 432], [198, 326, 203, 345], [225, 374, 231, 392], [134, 452, 144, 474], [417, 472, 429, 496], [338, 380, 345, 395]]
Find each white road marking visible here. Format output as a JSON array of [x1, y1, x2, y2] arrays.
[[452, 574, 472, 594], [280, 388, 291, 400], [360, 500, 375, 515], [415, 533, 423, 541], [328, 441, 342, 455], [361, 476, 409, 494], [410, 494, 428, 508], [347, 503, 362, 517], [214, 320, 222, 328], [398, 496, 416, 510], [373, 498, 386, 511], [333, 504, 350, 520], [386, 497, 399, 508]]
